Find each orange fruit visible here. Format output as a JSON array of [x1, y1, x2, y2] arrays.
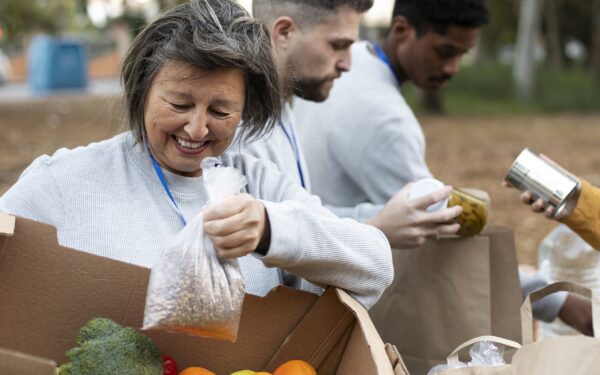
[[255, 373, 272, 375], [273, 360, 317, 375], [179, 367, 216, 375]]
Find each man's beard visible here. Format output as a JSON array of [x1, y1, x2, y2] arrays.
[[291, 76, 333, 102]]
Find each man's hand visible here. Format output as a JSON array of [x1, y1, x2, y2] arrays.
[[367, 183, 463, 248], [203, 194, 269, 259]]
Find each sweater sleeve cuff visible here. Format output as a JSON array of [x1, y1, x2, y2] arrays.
[[561, 179, 600, 250], [254, 200, 302, 267]]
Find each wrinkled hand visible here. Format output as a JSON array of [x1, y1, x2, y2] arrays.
[[367, 183, 463, 249], [203, 193, 269, 259], [558, 293, 593, 336]]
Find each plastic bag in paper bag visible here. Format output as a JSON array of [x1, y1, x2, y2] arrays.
[[143, 158, 246, 341]]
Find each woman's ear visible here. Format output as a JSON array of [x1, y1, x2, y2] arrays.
[[389, 15, 415, 44], [270, 16, 296, 49]]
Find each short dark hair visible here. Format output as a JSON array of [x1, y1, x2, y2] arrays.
[[121, 0, 281, 144], [253, 0, 373, 29], [392, 0, 489, 36]]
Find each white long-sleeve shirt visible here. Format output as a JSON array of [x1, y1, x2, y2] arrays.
[[294, 41, 431, 221], [0, 131, 393, 309]]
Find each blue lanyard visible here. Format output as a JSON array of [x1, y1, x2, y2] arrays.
[[374, 43, 402, 86], [148, 148, 188, 226], [279, 120, 306, 189]]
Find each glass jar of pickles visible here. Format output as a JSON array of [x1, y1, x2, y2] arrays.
[[409, 178, 489, 237], [448, 188, 488, 237]]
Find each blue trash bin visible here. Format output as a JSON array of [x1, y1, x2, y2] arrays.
[[28, 35, 88, 92]]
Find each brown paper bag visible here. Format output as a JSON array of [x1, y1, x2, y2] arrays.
[[369, 226, 522, 375], [510, 281, 600, 374], [436, 282, 600, 375]]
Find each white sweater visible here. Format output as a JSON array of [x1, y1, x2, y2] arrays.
[[0, 132, 393, 309]]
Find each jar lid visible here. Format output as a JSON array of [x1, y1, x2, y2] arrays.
[[408, 178, 449, 212]]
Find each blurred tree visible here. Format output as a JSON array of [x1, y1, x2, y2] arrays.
[[514, 0, 543, 99], [591, 0, 600, 85], [559, 0, 592, 62], [0, 0, 89, 43], [479, 0, 519, 59], [545, 0, 562, 69], [107, 10, 147, 38], [157, 0, 188, 11], [420, 90, 444, 114]]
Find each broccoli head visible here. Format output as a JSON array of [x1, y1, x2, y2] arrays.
[[76, 317, 122, 345], [57, 318, 162, 375]]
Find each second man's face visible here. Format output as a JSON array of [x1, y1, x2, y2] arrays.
[[285, 6, 362, 102], [398, 25, 481, 90]]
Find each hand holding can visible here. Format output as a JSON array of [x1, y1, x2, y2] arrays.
[[504, 148, 580, 219]]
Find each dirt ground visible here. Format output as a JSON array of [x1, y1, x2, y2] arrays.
[[1, 96, 599, 265]]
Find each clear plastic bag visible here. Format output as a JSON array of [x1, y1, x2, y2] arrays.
[[427, 341, 505, 375], [468, 341, 505, 366], [143, 158, 247, 341]]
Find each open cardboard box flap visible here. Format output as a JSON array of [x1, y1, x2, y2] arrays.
[[0, 213, 407, 375]]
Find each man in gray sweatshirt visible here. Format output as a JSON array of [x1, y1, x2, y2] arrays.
[[294, 0, 593, 334], [242, 0, 463, 250]]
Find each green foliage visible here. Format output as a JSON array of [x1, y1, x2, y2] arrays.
[[57, 318, 163, 375], [405, 61, 600, 115], [0, 0, 89, 42], [107, 10, 147, 38], [479, 0, 519, 58], [156, 0, 189, 12]]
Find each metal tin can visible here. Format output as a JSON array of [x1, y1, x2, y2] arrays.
[[505, 148, 580, 219]]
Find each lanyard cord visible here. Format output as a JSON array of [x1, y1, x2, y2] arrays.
[[148, 147, 188, 226], [279, 120, 306, 189], [374, 43, 402, 86]]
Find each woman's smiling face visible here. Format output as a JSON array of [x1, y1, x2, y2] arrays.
[[143, 60, 245, 176]]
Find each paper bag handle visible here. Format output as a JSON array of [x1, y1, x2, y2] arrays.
[[447, 335, 521, 364], [0, 213, 15, 237], [521, 281, 600, 344]]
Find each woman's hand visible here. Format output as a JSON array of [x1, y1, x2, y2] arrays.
[[203, 193, 269, 258], [367, 183, 463, 249]]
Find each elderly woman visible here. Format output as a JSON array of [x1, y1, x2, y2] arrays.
[[0, 0, 392, 309]]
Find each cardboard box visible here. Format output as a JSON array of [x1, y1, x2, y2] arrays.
[[0, 213, 408, 375]]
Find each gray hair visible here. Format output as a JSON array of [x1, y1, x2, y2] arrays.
[[121, 0, 281, 143], [253, 0, 373, 29]]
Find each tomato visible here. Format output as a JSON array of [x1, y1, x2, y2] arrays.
[[163, 354, 178, 375]]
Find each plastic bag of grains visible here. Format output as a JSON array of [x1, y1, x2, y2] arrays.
[[143, 158, 246, 342]]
